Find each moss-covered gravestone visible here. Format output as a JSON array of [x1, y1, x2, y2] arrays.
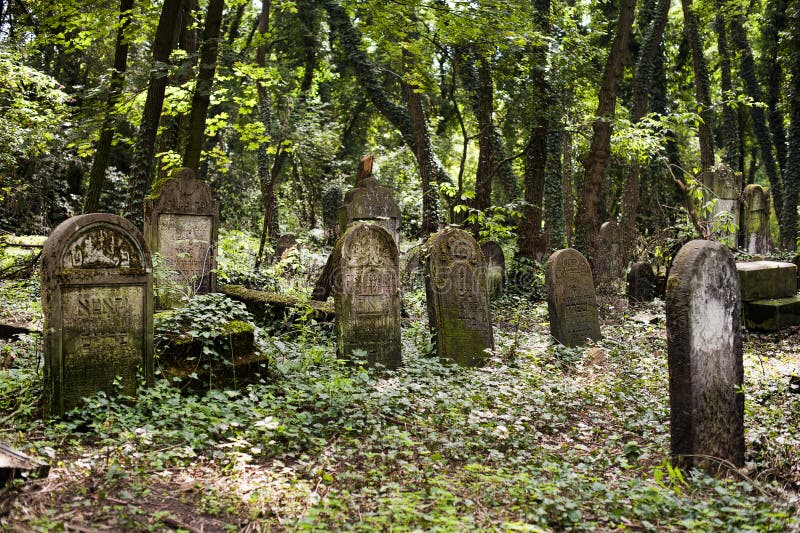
[[711, 164, 742, 247], [338, 177, 401, 244], [741, 184, 770, 254], [425, 228, 494, 366], [42, 214, 154, 418], [595, 221, 623, 283], [666, 240, 744, 471], [627, 261, 656, 304], [545, 248, 601, 347], [144, 167, 218, 308], [333, 222, 401, 369], [480, 241, 505, 298], [275, 233, 297, 260]]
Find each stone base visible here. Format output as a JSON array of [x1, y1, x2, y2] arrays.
[[744, 295, 800, 331], [736, 261, 797, 301]]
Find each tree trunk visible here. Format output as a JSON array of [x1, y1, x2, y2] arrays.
[[83, 0, 134, 214], [182, 0, 224, 170], [714, 3, 740, 170], [574, 0, 637, 258], [544, 121, 565, 251], [125, 0, 183, 227], [760, 0, 788, 176], [254, 0, 274, 271], [682, 0, 715, 175], [782, 0, 800, 250], [474, 56, 494, 213]]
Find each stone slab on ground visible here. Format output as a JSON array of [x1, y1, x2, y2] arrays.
[[0, 444, 49, 487], [743, 295, 800, 331], [220, 284, 335, 322], [736, 261, 797, 302]]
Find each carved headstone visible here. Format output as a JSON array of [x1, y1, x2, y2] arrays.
[[41, 214, 154, 417], [545, 248, 601, 347], [144, 167, 218, 308], [480, 241, 505, 298], [275, 233, 298, 260], [711, 164, 742, 247], [426, 228, 494, 366], [666, 240, 744, 470], [332, 222, 401, 369], [595, 221, 623, 284], [627, 261, 656, 304], [741, 184, 770, 254], [338, 177, 401, 244]]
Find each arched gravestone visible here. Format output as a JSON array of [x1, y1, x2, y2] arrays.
[[332, 222, 401, 369], [144, 167, 218, 308], [41, 214, 154, 417], [545, 248, 601, 347], [742, 184, 770, 255], [275, 233, 297, 260], [627, 261, 656, 304], [666, 240, 744, 470], [595, 221, 623, 284], [338, 177, 401, 245], [480, 241, 505, 298], [426, 228, 494, 367], [711, 164, 742, 247]]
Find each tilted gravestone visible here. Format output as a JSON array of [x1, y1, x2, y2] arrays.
[[42, 214, 154, 417], [338, 177, 401, 244], [480, 241, 505, 298], [144, 167, 218, 308], [333, 222, 401, 369], [275, 233, 298, 260], [595, 221, 623, 284], [627, 261, 656, 304], [741, 184, 770, 255], [426, 228, 494, 366], [711, 164, 742, 247], [666, 239, 744, 470], [545, 248, 601, 347]]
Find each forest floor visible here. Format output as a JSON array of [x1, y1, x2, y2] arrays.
[[0, 237, 799, 532]]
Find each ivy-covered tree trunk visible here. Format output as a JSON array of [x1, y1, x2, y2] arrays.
[[83, 0, 134, 214], [544, 120, 565, 250], [728, 9, 786, 245], [682, 0, 715, 176], [760, 0, 788, 176], [714, 2, 740, 170], [182, 0, 224, 170], [782, 0, 800, 249], [125, 0, 182, 227], [254, 0, 275, 271], [474, 57, 494, 214], [575, 0, 637, 258]]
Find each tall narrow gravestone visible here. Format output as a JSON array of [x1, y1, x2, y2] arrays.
[[426, 228, 494, 367], [545, 248, 601, 347], [338, 177, 401, 244], [480, 241, 505, 298], [741, 184, 770, 255], [144, 167, 218, 308], [666, 240, 744, 470], [42, 214, 154, 417], [595, 221, 623, 284], [711, 164, 742, 248], [333, 222, 401, 369]]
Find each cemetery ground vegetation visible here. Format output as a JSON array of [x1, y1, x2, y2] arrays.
[[0, 238, 799, 530]]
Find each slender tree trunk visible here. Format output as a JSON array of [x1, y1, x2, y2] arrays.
[[562, 127, 574, 247], [83, 0, 134, 213], [760, 0, 788, 176], [544, 120, 565, 250], [714, 3, 740, 170], [254, 0, 273, 271], [783, 0, 800, 250], [182, 0, 224, 170], [125, 0, 182, 227], [575, 0, 637, 257], [682, 0, 715, 175], [474, 56, 494, 214]]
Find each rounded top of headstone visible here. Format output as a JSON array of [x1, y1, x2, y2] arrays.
[[545, 248, 592, 285], [743, 183, 767, 211], [479, 241, 504, 266], [335, 221, 399, 265], [42, 213, 150, 278], [276, 233, 297, 246], [668, 240, 739, 296], [342, 178, 401, 218], [426, 227, 484, 265], [146, 167, 218, 216], [712, 164, 742, 198]]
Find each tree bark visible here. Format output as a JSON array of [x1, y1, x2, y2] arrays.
[[83, 0, 134, 214], [682, 0, 714, 175], [182, 0, 224, 170], [574, 0, 637, 258], [474, 56, 494, 213], [254, 0, 274, 271], [760, 0, 789, 177], [782, 0, 800, 250], [125, 0, 183, 227], [714, 2, 740, 170]]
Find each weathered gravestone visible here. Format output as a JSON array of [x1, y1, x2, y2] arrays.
[[275, 233, 298, 260], [480, 241, 505, 298], [144, 167, 218, 308], [333, 222, 401, 369], [711, 164, 742, 247], [338, 177, 401, 245], [595, 221, 623, 284], [42, 214, 154, 417], [425, 228, 494, 366], [627, 261, 656, 304], [322, 186, 343, 244], [741, 184, 770, 254], [666, 240, 744, 470], [545, 248, 601, 347]]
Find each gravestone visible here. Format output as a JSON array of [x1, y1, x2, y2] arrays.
[[338, 177, 401, 244], [711, 164, 742, 247], [666, 240, 744, 470], [426, 228, 494, 366], [627, 261, 656, 304], [545, 248, 601, 347], [41, 214, 154, 417], [480, 241, 506, 298], [595, 221, 623, 284], [322, 186, 343, 244], [275, 233, 297, 260], [144, 167, 218, 308], [741, 184, 770, 254], [333, 222, 401, 369]]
